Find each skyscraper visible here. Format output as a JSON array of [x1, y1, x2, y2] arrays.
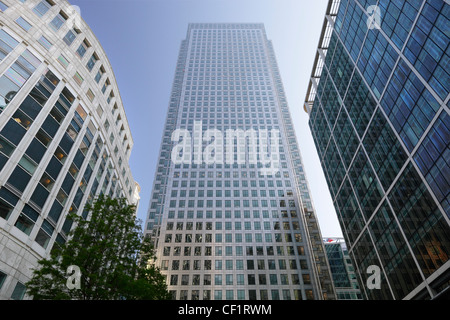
[[145, 23, 335, 300], [0, 0, 138, 299], [305, 0, 449, 300]]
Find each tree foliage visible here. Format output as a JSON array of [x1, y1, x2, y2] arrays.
[[26, 195, 171, 300]]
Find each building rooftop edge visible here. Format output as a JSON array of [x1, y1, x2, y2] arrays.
[[303, 0, 341, 114]]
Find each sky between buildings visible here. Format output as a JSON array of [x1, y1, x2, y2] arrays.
[[68, 0, 344, 238]]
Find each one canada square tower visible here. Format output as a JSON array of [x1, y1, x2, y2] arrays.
[[144, 23, 335, 300]]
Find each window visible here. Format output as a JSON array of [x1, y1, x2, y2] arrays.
[[0, 136, 14, 158], [73, 72, 84, 86], [11, 282, 26, 300], [101, 79, 110, 93], [95, 66, 105, 83], [7, 166, 31, 193], [0, 197, 13, 220], [0, 271, 6, 290], [0, 1, 8, 11], [54, 146, 67, 164], [86, 88, 95, 101], [86, 53, 98, 71], [33, 0, 52, 17], [63, 29, 79, 46], [12, 109, 32, 130], [97, 105, 103, 117], [214, 290, 222, 300], [40, 172, 55, 191], [76, 39, 90, 59], [16, 17, 32, 31], [0, 76, 19, 110], [49, 107, 63, 124], [49, 11, 67, 31], [0, 29, 20, 62], [76, 104, 87, 121], [414, 112, 449, 211], [381, 59, 440, 152], [14, 206, 38, 236], [108, 91, 114, 104], [57, 54, 69, 68], [38, 35, 52, 50], [35, 219, 54, 249], [36, 129, 51, 147], [18, 155, 37, 175]]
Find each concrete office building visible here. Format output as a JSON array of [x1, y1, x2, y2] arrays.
[[305, 0, 449, 299], [0, 0, 139, 299]]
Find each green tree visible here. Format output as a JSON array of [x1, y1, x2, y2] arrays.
[[26, 195, 171, 300]]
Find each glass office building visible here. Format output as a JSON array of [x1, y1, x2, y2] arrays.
[[324, 237, 362, 300], [305, 0, 449, 299], [145, 23, 335, 300], [0, 0, 139, 299]]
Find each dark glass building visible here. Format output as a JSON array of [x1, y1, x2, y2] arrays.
[[305, 0, 449, 299]]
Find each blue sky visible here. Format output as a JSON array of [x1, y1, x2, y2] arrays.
[[69, 0, 343, 238]]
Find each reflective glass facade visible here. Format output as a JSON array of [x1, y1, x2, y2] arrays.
[[0, 0, 138, 299], [145, 23, 335, 300], [324, 238, 362, 300], [305, 0, 449, 300]]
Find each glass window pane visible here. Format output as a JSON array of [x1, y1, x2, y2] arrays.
[[0, 119, 26, 146], [57, 54, 69, 68], [38, 35, 52, 50], [0, 271, 6, 289], [15, 17, 32, 31], [33, 1, 51, 17], [76, 41, 88, 58], [18, 155, 37, 175], [11, 282, 26, 300], [7, 166, 31, 192], [0, 1, 8, 11], [63, 29, 76, 46], [14, 213, 35, 235], [19, 96, 42, 120], [0, 75, 20, 110], [0, 198, 13, 220], [0, 29, 19, 51], [50, 14, 65, 31], [35, 228, 51, 249], [0, 136, 15, 156]]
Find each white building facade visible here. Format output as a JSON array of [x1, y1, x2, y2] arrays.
[[0, 0, 138, 299]]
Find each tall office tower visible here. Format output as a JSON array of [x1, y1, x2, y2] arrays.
[[145, 23, 335, 300], [0, 0, 139, 299], [323, 237, 362, 300], [304, 0, 450, 300]]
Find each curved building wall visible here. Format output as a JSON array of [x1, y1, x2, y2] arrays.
[[0, 0, 138, 299]]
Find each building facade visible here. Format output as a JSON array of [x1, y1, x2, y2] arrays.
[[324, 237, 362, 300], [0, 0, 138, 299], [144, 23, 335, 300], [305, 0, 449, 299]]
